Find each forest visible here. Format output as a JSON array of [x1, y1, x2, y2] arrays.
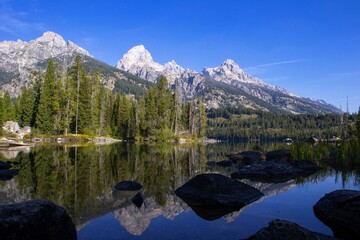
[[206, 106, 360, 141], [0, 56, 206, 141]]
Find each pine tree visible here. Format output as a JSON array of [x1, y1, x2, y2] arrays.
[[3, 91, 15, 122], [36, 58, 57, 134], [356, 107, 360, 140], [0, 94, 3, 132], [197, 98, 207, 138], [77, 67, 92, 134], [17, 86, 34, 127]]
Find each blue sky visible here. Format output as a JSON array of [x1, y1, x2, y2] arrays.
[[1, 0, 360, 113]]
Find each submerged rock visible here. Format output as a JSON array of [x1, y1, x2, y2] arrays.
[[175, 173, 264, 220], [216, 160, 233, 167], [0, 199, 77, 240], [227, 151, 265, 164], [231, 159, 321, 183], [266, 149, 292, 161], [313, 190, 360, 239], [247, 219, 336, 240], [114, 181, 143, 191]]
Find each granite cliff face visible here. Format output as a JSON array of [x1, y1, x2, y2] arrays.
[[0, 32, 91, 96]]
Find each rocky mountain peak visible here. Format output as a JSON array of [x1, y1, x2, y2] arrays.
[[116, 45, 185, 83], [116, 45, 155, 70], [203, 59, 262, 85]]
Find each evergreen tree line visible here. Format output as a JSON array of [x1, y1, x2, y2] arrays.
[[206, 106, 360, 141], [0, 56, 206, 140]]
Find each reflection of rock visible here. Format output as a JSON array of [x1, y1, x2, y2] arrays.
[[0, 146, 31, 159], [247, 219, 336, 240], [228, 151, 265, 164], [266, 149, 292, 161], [0, 199, 77, 240], [113, 195, 188, 236], [175, 174, 264, 220], [224, 179, 298, 222], [231, 160, 321, 183], [313, 190, 360, 239], [131, 192, 144, 208], [114, 181, 143, 191]]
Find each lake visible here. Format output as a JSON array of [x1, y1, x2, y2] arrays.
[[0, 142, 359, 239]]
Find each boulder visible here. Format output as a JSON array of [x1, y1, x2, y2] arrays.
[[313, 190, 360, 239], [266, 149, 292, 161], [2, 121, 20, 134], [175, 173, 264, 220], [0, 199, 77, 240], [247, 219, 336, 240], [228, 151, 265, 164], [114, 181, 143, 191], [231, 159, 321, 183]]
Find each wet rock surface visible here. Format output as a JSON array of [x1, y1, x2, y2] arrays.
[[247, 219, 336, 240], [227, 151, 265, 165], [175, 173, 264, 220], [266, 149, 292, 161], [114, 181, 143, 191], [0, 199, 77, 240], [313, 189, 360, 239], [231, 159, 321, 183]]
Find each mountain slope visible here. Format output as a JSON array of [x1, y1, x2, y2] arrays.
[[0, 32, 151, 98], [116, 45, 341, 114], [0, 33, 341, 114]]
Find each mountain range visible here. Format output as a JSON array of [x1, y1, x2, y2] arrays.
[[0, 32, 341, 114]]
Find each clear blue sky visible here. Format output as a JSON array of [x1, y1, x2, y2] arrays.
[[1, 0, 360, 113]]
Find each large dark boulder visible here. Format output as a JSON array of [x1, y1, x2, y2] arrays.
[[247, 219, 336, 240], [266, 149, 292, 161], [0, 199, 77, 240], [313, 190, 360, 239], [231, 159, 321, 183], [114, 180, 143, 191], [175, 173, 264, 220], [228, 151, 265, 164]]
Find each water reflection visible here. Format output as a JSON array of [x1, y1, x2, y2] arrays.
[[0, 142, 359, 238]]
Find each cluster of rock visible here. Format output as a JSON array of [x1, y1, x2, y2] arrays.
[[2, 121, 31, 139], [175, 148, 360, 239]]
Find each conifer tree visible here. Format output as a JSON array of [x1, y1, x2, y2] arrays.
[[36, 58, 57, 134], [17, 86, 34, 127], [3, 91, 15, 122], [356, 107, 360, 140], [77, 67, 92, 134], [0, 94, 3, 131]]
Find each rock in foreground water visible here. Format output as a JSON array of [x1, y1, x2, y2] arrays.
[[247, 219, 336, 240], [175, 173, 264, 220], [0, 199, 77, 240], [231, 159, 321, 183], [313, 189, 360, 239]]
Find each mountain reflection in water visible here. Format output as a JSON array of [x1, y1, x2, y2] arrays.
[[0, 142, 359, 239]]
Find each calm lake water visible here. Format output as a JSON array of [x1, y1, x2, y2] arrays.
[[0, 142, 359, 239]]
